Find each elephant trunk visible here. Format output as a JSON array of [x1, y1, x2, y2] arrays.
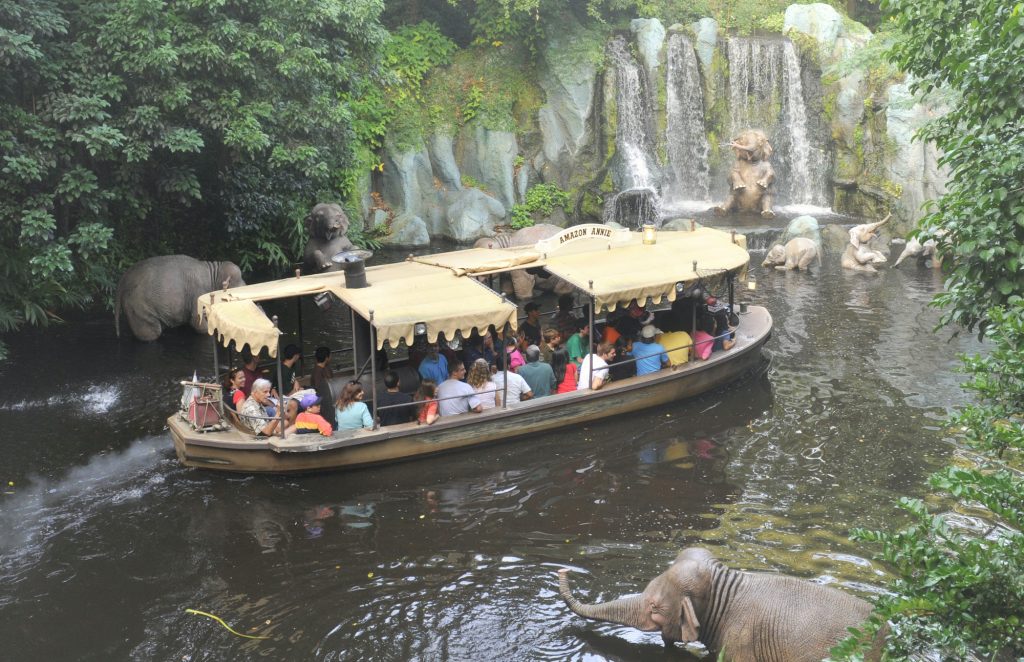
[[558, 570, 653, 630]]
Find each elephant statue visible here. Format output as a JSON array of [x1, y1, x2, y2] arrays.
[[558, 547, 873, 662], [115, 255, 244, 341], [894, 235, 941, 267], [713, 130, 775, 219], [841, 215, 890, 273], [302, 202, 354, 274], [762, 237, 820, 271], [473, 224, 575, 300]]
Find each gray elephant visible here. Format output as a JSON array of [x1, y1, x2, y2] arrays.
[[559, 547, 873, 661], [302, 203, 355, 274], [841, 216, 890, 273], [762, 237, 820, 271], [474, 224, 575, 300], [713, 130, 776, 218], [115, 255, 245, 341]]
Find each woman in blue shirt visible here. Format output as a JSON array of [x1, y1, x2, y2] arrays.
[[335, 382, 374, 430]]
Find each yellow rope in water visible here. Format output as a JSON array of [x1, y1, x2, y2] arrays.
[[185, 608, 270, 640]]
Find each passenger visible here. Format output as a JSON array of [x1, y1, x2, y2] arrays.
[[335, 381, 373, 430], [272, 344, 302, 397], [577, 342, 616, 391], [659, 329, 693, 366], [466, 358, 500, 410], [692, 316, 716, 360], [565, 317, 590, 367], [521, 301, 542, 346], [284, 397, 300, 429], [463, 331, 496, 367], [240, 348, 262, 397], [377, 370, 414, 426], [287, 394, 333, 436], [437, 361, 483, 416], [551, 347, 578, 394], [540, 327, 561, 364], [517, 345, 556, 398], [239, 378, 281, 437], [505, 336, 525, 372], [492, 351, 533, 405], [417, 342, 449, 384], [554, 293, 580, 341], [221, 367, 246, 411], [608, 336, 636, 381], [414, 379, 440, 425], [311, 346, 333, 391], [704, 296, 736, 351], [630, 324, 670, 376]]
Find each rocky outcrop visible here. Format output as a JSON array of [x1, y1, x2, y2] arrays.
[[456, 126, 519, 211], [885, 82, 947, 228], [691, 18, 718, 70], [443, 189, 506, 242], [630, 18, 666, 81]]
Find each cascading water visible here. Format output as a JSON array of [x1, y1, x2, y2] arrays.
[[605, 36, 662, 228], [727, 37, 829, 208], [664, 33, 710, 204]]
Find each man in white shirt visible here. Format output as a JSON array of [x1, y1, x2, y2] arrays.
[[493, 351, 533, 405], [577, 342, 616, 390], [436, 361, 483, 416]]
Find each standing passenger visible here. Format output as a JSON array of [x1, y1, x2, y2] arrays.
[[493, 351, 533, 405], [517, 345, 556, 398], [311, 346, 333, 391], [418, 342, 449, 384], [521, 302, 542, 346]]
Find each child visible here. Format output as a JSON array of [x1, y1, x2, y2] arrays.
[[414, 379, 439, 425], [287, 393, 333, 436], [505, 336, 525, 372]]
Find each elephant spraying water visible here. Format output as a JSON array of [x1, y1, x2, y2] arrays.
[[558, 547, 873, 662]]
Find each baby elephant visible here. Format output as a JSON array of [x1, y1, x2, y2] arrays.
[[762, 237, 820, 271], [559, 547, 873, 662]]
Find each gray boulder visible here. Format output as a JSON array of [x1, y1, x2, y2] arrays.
[[691, 17, 718, 70], [381, 143, 437, 220], [385, 213, 430, 247], [630, 18, 666, 79], [886, 82, 947, 226], [783, 3, 844, 59], [781, 215, 822, 247], [444, 189, 506, 243], [427, 134, 462, 192], [457, 126, 519, 211]]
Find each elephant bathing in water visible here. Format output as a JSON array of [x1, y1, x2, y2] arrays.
[[713, 130, 776, 219], [115, 255, 244, 341], [559, 547, 873, 662], [762, 237, 820, 271], [841, 215, 890, 273], [302, 202, 355, 274]]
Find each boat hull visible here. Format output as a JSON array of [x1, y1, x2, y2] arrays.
[[170, 307, 771, 474]]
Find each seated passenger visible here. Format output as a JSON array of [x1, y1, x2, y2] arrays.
[[417, 342, 449, 385], [377, 370, 414, 426], [517, 345, 556, 398], [466, 359, 500, 410], [493, 352, 533, 405], [437, 361, 483, 416], [703, 296, 736, 351], [239, 378, 281, 437], [463, 331, 496, 368], [414, 379, 440, 425], [692, 317, 716, 360], [540, 327, 561, 363], [551, 347, 578, 394], [608, 336, 636, 381], [311, 346, 333, 391], [659, 330, 693, 366], [240, 349, 262, 397], [565, 317, 590, 367], [287, 394, 333, 436], [221, 367, 246, 411], [335, 382, 373, 430], [630, 324, 670, 376], [577, 342, 616, 391]]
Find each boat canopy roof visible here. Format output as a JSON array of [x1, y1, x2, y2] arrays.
[[197, 226, 748, 356]]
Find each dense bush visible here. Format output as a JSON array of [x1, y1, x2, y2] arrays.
[[509, 183, 570, 229]]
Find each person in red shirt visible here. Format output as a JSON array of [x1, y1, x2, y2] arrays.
[[287, 394, 333, 436]]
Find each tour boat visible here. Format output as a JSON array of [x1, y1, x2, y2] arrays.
[[168, 224, 772, 473]]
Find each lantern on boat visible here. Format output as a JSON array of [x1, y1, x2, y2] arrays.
[[641, 223, 657, 245]]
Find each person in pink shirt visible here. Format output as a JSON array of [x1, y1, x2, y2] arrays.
[[504, 337, 525, 372]]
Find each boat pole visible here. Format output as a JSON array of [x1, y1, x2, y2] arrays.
[[350, 307, 357, 377], [502, 321, 509, 409], [273, 315, 285, 438], [369, 310, 378, 428], [295, 270, 304, 368], [588, 280, 595, 389], [728, 270, 735, 317]]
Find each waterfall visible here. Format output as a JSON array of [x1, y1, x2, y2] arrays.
[[605, 36, 662, 227], [665, 34, 710, 203], [727, 37, 829, 208]]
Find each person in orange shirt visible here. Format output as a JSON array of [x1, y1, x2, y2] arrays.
[[287, 394, 333, 436]]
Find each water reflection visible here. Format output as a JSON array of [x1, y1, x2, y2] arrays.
[[0, 255, 984, 660]]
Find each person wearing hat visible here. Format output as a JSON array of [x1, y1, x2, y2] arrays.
[[517, 345, 556, 398], [629, 324, 670, 376], [287, 393, 333, 436]]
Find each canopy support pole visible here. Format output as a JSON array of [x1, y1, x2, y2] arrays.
[[369, 310, 378, 428], [273, 315, 285, 438], [502, 322, 509, 408], [211, 335, 219, 384], [296, 295, 304, 366], [728, 271, 735, 317], [350, 307, 357, 378], [588, 280, 595, 389]]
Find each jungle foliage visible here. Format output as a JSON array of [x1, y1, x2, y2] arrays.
[[833, 1, 1024, 658]]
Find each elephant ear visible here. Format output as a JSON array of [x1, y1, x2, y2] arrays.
[[680, 596, 700, 642]]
